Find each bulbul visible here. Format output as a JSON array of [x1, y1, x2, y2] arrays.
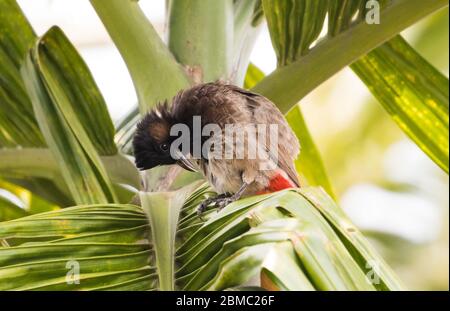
[[133, 82, 300, 213]]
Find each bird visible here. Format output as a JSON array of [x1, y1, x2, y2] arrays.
[[132, 82, 300, 214]]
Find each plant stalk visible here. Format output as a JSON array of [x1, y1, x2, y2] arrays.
[[168, 0, 234, 82], [90, 0, 191, 114]]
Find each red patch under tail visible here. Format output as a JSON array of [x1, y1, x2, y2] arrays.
[[256, 172, 297, 195]]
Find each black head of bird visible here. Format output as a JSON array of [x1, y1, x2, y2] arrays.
[[132, 101, 176, 170], [132, 100, 197, 172]]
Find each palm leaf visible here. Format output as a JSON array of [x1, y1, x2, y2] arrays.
[[176, 188, 372, 290], [301, 187, 404, 290], [21, 27, 118, 204], [31, 27, 117, 156], [262, 0, 328, 65], [351, 36, 449, 172], [1, 1, 139, 209], [0, 185, 404, 290], [139, 182, 201, 290], [0, 0, 71, 209], [0, 0, 44, 147], [0, 204, 153, 290]]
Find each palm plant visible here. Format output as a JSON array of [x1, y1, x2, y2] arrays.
[[0, 0, 448, 290]]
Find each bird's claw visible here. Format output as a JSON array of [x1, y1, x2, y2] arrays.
[[197, 193, 234, 216], [213, 196, 235, 211]]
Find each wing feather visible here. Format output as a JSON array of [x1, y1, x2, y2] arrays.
[[229, 86, 301, 187]]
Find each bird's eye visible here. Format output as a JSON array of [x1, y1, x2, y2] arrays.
[[160, 143, 170, 152]]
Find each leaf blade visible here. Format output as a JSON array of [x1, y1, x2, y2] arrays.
[[21, 28, 118, 204], [0, 203, 153, 291], [0, 0, 44, 147], [351, 35, 449, 172]]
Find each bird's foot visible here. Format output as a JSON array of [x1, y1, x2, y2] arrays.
[[213, 196, 235, 211], [197, 193, 234, 216]]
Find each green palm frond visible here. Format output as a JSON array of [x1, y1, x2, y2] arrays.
[[22, 27, 119, 204], [0, 184, 403, 290], [352, 36, 449, 172], [0, 0, 44, 148]]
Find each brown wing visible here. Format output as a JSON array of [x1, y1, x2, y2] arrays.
[[171, 82, 301, 186], [228, 85, 301, 186]]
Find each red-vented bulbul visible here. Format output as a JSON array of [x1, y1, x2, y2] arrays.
[[133, 82, 300, 213]]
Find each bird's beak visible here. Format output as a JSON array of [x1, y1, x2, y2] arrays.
[[174, 150, 197, 172]]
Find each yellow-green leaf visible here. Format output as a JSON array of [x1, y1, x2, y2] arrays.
[[351, 36, 449, 173]]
